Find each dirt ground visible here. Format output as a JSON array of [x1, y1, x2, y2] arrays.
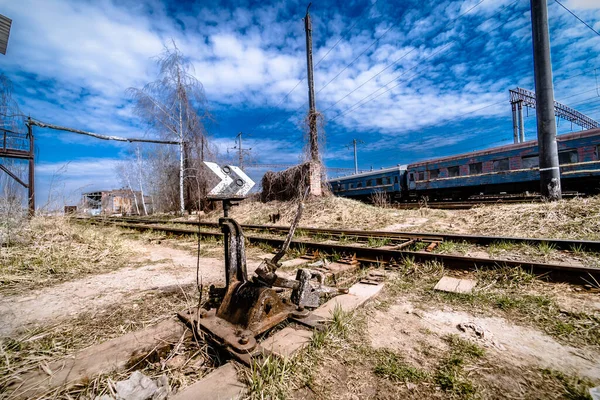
[[368, 300, 600, 380], [0, 239, 271, 337]]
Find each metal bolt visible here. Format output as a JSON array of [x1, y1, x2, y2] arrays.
[[297, 305, 305, 312], [239, 336, 249, 345]]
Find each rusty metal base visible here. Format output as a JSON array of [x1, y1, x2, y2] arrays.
[[178, 307, 296, 365]]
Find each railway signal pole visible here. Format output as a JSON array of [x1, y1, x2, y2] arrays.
[[530, 0, 562, 200]]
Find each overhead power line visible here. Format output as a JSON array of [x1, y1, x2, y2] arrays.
[[554, 0, 600, 38], [321, 0, 489, 113], [264, 0, 500, 135], [328, 0, 521, 124]]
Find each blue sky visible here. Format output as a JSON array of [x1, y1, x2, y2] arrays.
[[1, 0, 600, 207]]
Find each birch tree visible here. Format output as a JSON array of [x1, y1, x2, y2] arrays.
[[128, 43, 210, 215]]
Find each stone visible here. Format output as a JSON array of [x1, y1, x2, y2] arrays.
[[114, 371, 158, 400], [434, 276, 477, 294]]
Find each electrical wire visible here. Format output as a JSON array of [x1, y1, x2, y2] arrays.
[[267, 0, 516, 136], [320, 0, 489, 113], [327, 0, 521, 123], [554, 0, 600, 38]]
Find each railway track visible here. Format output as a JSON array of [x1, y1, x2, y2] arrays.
[[101, 217, 600, 252], [88, 217, 600, 285]]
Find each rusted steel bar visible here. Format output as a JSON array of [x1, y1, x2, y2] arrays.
[[0, 163, 27, 187], [101, 217, 600, 253], [95, 221, 600, 284]]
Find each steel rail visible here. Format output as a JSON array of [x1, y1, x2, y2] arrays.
[[98, 217, 600, 253], [90, 220, 600, 284]]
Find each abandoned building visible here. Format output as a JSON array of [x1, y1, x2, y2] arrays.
[[81, 189, 152, 215]]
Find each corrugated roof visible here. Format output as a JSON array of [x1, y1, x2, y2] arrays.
[[0, 14, 12, 55]]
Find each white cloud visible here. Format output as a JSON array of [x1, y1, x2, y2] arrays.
[[2, 0, 600, 202]]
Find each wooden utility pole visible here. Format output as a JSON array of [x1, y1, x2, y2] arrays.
[[530, 0, 561, 200], [304, 3, 319, 162]]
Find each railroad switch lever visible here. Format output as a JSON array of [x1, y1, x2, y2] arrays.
[[181, 194, 347, 365]]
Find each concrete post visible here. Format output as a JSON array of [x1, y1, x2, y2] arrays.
[[530, 0, 561, 200]]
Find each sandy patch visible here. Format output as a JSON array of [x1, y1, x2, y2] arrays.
[[368, 300, 600, 379]]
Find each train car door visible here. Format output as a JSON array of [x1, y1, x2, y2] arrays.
[[408, 171, 416, 190]]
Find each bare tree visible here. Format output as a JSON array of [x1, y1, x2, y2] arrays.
[[115, 144, 154, 216], [128, 42, 211, 215]]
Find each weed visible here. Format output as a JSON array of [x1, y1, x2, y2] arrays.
[[434, 359, 477, 397], [540, 369, 595, 400], [443, 335, 485, 359], [245, 355, 291, 400], [373, 349, 428, 383], [256, 242, 275, 253], [327, 251, 342, 263], [411, 241, 429, 251], [475, 266, 537, 288], [569, 243, 585, 256], [436, 240, 471, 255], [367, 237, 391, 248], [538, 241, 556, 258], [330, 305, 353, 339], [433, 335, 484, 398], [401, 255, 416, 270], [488, 240, 520, 255], [0, 217, 131, 294], [290, 243, 307, 257]]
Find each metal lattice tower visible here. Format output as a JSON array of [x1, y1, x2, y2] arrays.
[[509, 87, 600, 143]]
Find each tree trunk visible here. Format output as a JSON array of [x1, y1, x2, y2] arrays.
[[179, 101, 185, 215]]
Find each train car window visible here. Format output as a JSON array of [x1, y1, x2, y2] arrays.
[[409, 173, 414, 182], [469, 162, 482, 175], [356, 182, 363, 188], [376, 178, 383, 185], [522, 155, 539, 168], [448, 166, 459, 177], [596, 145, 600, 160], [559, 150, 579, 165], [493, 158, 509, 171], [394, 176, 399, 184], [429, 169, 439, 179], [417, 171, 425, 181], [366, 179, 372, 187], [349, 183, 354, 189]]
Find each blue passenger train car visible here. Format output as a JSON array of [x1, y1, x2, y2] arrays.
[[328, 128, 600, 201], [328, 165, 407, 200]]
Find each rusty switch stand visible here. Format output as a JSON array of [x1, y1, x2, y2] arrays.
[[179, 197, 347, 364]]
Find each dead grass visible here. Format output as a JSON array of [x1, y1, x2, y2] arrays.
[[0, 284, 222, 398], [465, 197, 600, 240], [0, 217, 132, 294], [204, 195, 600, 240]]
